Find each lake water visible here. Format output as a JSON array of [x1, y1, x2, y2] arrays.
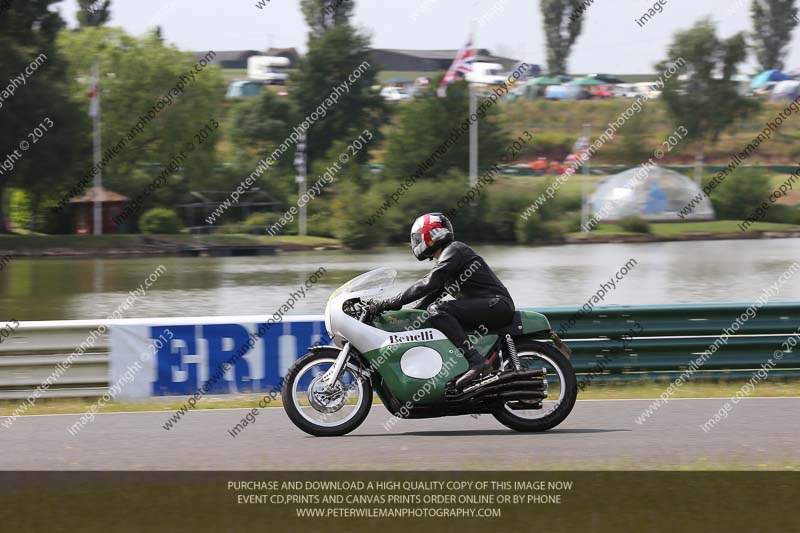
[[2, 239, 799, 322]]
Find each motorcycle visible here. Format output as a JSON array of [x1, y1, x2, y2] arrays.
[[281, 268, 577, 436]]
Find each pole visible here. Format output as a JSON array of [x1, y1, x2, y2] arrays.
[[580, 123, 591, 232], [295, 133, 307, 236], [92, 60, 103, 235], [694, 149, 704, 187], [469, 84, 478, 188]]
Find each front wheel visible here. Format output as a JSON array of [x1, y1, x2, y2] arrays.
[[492, 340, 577, 432], [282, 348, 372, 437]]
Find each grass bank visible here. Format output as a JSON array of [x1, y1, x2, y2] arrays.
[[0, 234, 342, 255]]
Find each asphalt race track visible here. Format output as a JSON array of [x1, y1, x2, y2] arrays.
[[1, 398, 798, 470]]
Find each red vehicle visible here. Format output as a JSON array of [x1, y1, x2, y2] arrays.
[[590, 84, 616, 99]]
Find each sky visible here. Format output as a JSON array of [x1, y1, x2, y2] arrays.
[[53, 0, 800, 75]]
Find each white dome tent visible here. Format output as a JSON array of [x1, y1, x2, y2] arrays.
[[587, 166, 715, 223]]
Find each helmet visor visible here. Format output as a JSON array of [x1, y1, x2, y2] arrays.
[[410, 231, 427, 259]]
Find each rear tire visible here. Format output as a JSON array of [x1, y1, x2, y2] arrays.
[[282, 349, 372, 437], [492, 340, 577, 432]]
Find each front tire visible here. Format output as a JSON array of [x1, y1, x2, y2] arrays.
[[492, 340, 577, 432], [282, 349, 372, 437]]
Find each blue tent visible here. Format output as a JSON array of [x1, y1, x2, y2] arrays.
[[751, 70, 790, 89]]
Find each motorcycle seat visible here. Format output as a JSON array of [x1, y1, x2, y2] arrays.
[[486, 311, 525, 337]]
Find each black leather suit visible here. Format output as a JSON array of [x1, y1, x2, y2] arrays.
[[384, 241, 515, 364]]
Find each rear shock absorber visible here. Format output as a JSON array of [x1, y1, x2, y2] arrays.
[[505, 334, 521, 371]]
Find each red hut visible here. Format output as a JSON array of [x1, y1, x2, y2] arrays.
[[69, 186, 129, 234]]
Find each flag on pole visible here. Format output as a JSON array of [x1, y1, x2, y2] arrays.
[[88, 62, 100, 117], [437, 37, 475, 97], [564, 135, 590, 167]]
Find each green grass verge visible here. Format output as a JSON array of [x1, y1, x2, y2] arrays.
[[0, 234, 147, 250], [568, 220, 800, 238], [3, 379, 797, 417]]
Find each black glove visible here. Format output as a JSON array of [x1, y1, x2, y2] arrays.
[[367, 297, 402, 316]]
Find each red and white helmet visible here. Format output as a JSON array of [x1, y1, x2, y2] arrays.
[[410, 213, 454, 261]]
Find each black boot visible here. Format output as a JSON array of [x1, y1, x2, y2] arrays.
[[455, 358, 493, 389]]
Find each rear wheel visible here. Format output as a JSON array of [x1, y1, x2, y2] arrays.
[[282, 349, 372, 437], [492, 340, 577, 432]]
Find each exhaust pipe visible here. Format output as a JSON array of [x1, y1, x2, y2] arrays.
[[494, 390, 548, 402], [450, 368, 546, 395], [499, 390, 548, 399], [446, 376, 547, 403]]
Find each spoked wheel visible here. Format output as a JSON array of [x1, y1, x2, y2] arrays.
[[281, 349, 372, 437], [492, 340, 577, 432]]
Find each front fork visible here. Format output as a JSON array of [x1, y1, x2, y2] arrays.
[[320, 341, 351, 391], [319, 309, 368, 392]]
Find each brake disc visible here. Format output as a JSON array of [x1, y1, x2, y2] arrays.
[[307, 376, 348, 414]]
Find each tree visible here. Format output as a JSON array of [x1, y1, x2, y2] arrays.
[[540, 0, 585, 75], [0, 0, 87, 232], [289, 23, 383, 163], [228, 89, 297, 205], [229, 90, 295, 166], [657, 18, 759, 183], [300, 0, 355, 35], [57, 27, 225, 213], [750, 0, 799, 71], [77, 0, 112, 27], [382, 80, 509, 183]]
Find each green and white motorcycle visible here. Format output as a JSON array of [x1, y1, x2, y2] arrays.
[[282, 268, 577, 436]]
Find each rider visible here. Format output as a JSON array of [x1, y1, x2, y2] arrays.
[[370, 213, 515, 388]]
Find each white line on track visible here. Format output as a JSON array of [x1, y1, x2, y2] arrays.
[[3, 396, 799, 420]]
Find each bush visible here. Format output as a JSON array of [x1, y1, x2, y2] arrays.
[[564, 213, 583, 233], [307, 212, 335, 238], [483, 188, 541, 242], [139, 208, 183, 234], [378, 171, 482, 243], [244, 212, 288, 234], [707, 170, 771, 220], [556, 193, 583, 213], [514, 214, 566, 243], [618, 216, 651, 234], [9, 190, 32, 230], [331, 182, 385, 248], [762, 204, 797, 224]]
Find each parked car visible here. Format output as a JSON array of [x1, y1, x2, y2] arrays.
[[225, 80, 266, 99], [590, 84, 616, 99], [636, 82, 662, 99], [544, 84, 590, 100], [614, 83, 636, 98], [380, 86, 411, 101]]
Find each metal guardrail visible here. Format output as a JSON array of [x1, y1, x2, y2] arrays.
[[2, 303, 798, 400], [0, 320, 112, 400], [542, 302, 800, 381]]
